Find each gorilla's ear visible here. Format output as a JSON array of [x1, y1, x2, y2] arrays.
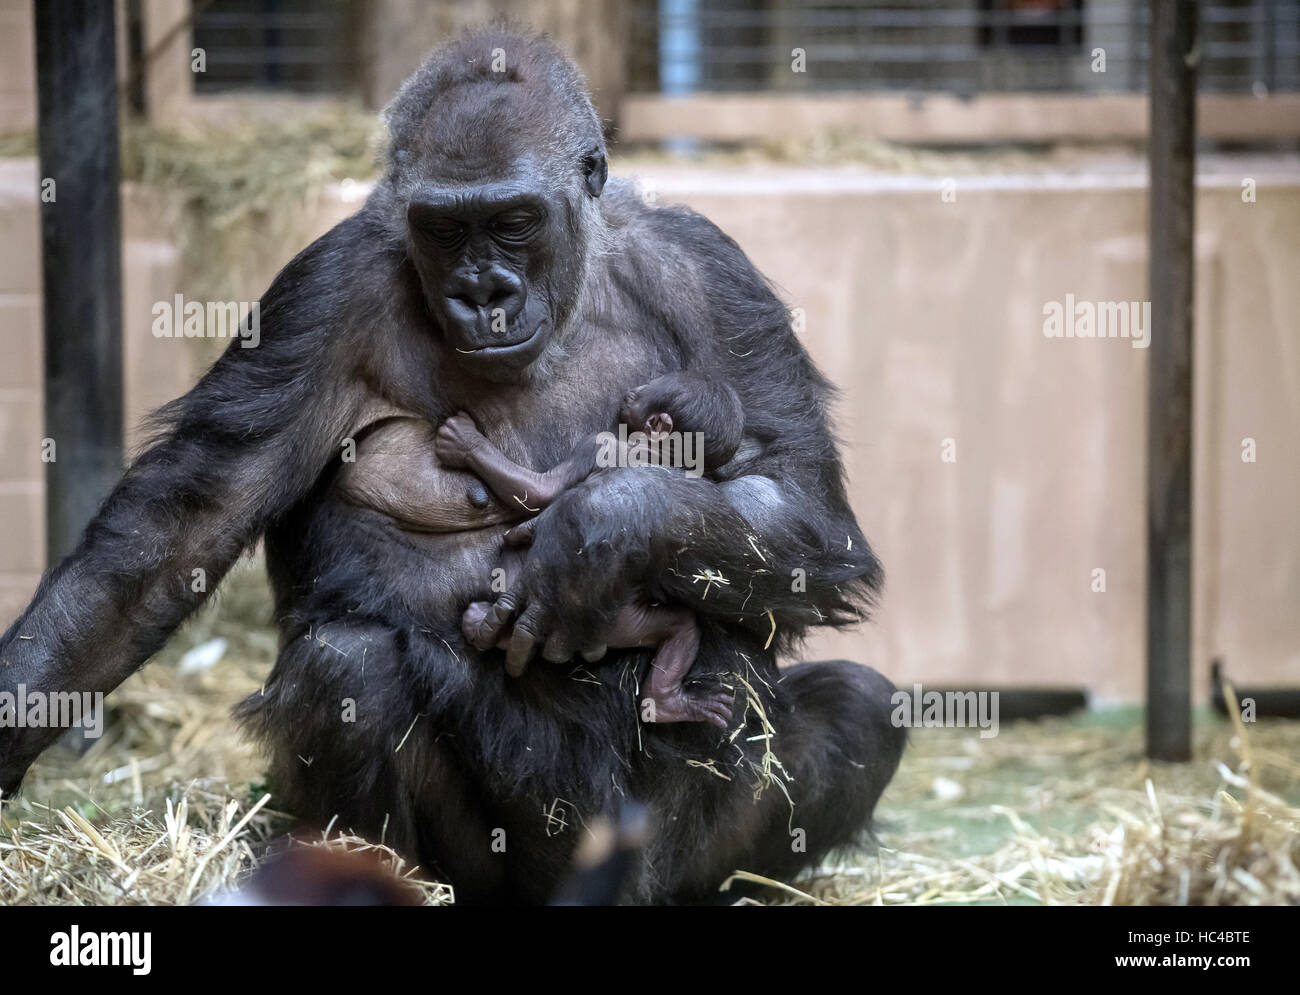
[[582, 148, 608, 198], [647, 412, 673, 436]]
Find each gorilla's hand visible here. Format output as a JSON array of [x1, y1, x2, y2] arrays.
[[0, 630, 69, 798], [473, 463, 880, 672], [0, 726, 30, 798], [472, 473, 653, 676]]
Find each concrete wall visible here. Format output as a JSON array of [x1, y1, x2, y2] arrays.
[[621, 92, 1300, 145], [0, 0, 34, 132], [0, 160, 41, 624], [0, 0, 195, 130], [628, 162, 1300, 702], [0, 160, 191, 624], [2, 154, 1297, 703], [355, 0, 628, 124]]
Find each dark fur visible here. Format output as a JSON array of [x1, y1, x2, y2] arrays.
[[632, 372, 745, 468], [0, 25, 903, 903]]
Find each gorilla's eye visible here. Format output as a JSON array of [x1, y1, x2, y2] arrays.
[[491, 209, 541, 242], [419, 218, 467, 248]]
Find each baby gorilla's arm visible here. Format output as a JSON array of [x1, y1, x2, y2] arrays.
[[435, 412, 606, 514]]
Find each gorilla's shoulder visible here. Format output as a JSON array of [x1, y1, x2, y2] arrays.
[[605, 178, 730, 244], [263, 199, 406, 306], [603, 177, 760, 287], [288, 202, 400, 276]]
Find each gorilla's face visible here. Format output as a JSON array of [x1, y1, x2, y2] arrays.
[[407, 172, 558, 375], [400, 87, 607, 380]]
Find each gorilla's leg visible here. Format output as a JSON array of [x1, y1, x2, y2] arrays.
[[240, 626, 901, 904], [234, 622, 510, 902], [747, 660, 905, 879], [639, 659, 905, 903]]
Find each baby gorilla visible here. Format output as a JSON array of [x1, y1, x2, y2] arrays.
[[436, 372, 743, 728]]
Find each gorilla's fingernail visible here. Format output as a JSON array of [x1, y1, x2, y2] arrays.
[[467, 483, 490, 508]]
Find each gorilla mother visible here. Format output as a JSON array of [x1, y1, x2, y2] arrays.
[[0, 26, 903, 903]]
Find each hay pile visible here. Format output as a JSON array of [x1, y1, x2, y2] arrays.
[[1, 104, 383, 318], [746, 701, 1300, 906], [2, 558, 1296, 905], [120, 106, 383, 306], [0, 789, 449, 906], [0, 559, 449, 906]]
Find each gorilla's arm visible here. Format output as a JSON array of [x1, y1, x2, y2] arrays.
[[479, 201, 881, 672], [0, 223, 372, 794], [491, 466, 877, 671]]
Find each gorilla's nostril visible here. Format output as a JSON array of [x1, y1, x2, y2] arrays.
[[448, 271, 524, 316]]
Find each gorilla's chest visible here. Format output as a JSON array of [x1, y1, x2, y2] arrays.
[[335, 320, 658, 538], [318, 321, 662, 623], [458, 326, 661, 470]]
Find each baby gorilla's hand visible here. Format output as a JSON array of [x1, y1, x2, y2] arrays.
[[435, 411, 485, 468], [463, 600, 509, 653]]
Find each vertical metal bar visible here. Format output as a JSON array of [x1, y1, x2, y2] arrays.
[[1263, 0, 1279, 92], [124, 0, 145, 114], [994, 0, 1010, 89], [1058, 1, 1071, 92], [660, 0, 701, 95], [1128, 0, 1144, 93], [659, 0, 701, 153], [263, 0, 282, 87], [34, 0, 125, 564], [1146, 0, 1198, 762]]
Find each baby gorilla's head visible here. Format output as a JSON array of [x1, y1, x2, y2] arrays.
[[619, 372, 745, 471]]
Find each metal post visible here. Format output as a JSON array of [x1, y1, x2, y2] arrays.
[[34, 0, 125, 563], [1146, 0, 1197, 762], [1262, 0, 1279, 93], [659, 0, 701, 153]]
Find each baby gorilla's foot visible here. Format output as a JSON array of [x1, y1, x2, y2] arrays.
[[435, 411, 486, 468], [461, 600, 501, 651], [641, 684, 734, 729]]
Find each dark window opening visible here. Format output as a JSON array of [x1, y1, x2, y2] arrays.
[[191, 0, 358, 96]]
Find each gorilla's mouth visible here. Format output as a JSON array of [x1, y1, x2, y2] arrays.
[[453, 320, 549, 365]]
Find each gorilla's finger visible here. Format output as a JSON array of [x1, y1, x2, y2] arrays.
[[542, 632, 573, 664], [480, 592, 520, 646], [704, 707, 731, 729], [504, 649, 530, 679], [504, 520, 537, 547], [580, 644, 607, 663], [461, 601, 497, 650], [506, 616, 541, 675]]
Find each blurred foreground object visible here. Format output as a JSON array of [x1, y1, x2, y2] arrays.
[[216, 803, 650, 907], [211, 845, 424, 907], [549, 804, 650, 906]]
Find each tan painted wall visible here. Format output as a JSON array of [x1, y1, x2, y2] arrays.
[[355, 0, 628, 124], [622, 93, 1300, 145], [2, 157, 1297, 703], [0, 160, 191, 624], [0, 0, 193, 131], [0, 0, 35, 132], [628, 164, 1300, 702], [0, 160, 44, 625]]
